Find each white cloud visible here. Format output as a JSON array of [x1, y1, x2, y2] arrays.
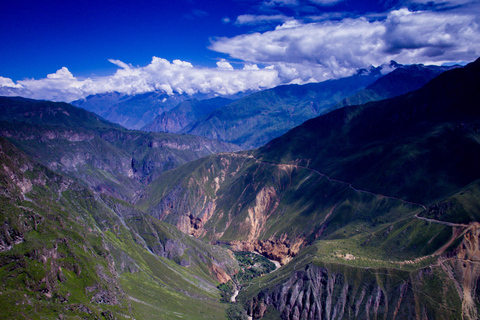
[[243, 64, 260, 70], [210, 8, 480, 81], [211, 18, 386, 80], [6, 57, 282, 102], [275, 20, 302, 29], [216, 59, 234, 70], [0, 76, 22, 88], [46, 67, 75, 79]]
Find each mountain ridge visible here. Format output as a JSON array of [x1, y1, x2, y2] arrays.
[[0, 96, 241, 201], [182, 72, 382, 149], [141, 97, 234, 133]]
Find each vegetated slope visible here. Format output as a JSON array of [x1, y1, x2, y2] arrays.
[[0, 97, 241, 201], [138, 58, 480, 319], [0, 137, 238, 319], [258, 57, 480, 204], [333, 62, 454, 109], [0, 97, 123, 130], [141, 97, 234, 133], [182, 71, 382, 149]]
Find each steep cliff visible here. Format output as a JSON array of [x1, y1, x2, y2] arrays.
[[245, 223, 480, 320]]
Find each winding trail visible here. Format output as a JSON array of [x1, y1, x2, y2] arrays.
[[414, 213, 469, 228], [240, 154, 477, 231], [243, 154, 427, 210]]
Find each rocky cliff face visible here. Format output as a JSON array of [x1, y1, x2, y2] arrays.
[[247, 223, 480, 320], [141, 150, 421, 268]]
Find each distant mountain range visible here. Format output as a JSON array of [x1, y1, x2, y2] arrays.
[[74, 62, 451, 150], [141, 97, 234, 133], [71, 90, 250, 130], [71, 91, 195, 129]]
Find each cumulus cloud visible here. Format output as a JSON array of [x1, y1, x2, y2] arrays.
[[6, 57, 282, 102], [216, 59, 234, 70], [211, 8, 480, 81], [0, 76, 22, 88]]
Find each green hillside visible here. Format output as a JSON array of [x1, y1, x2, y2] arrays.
[[0, 136, 238, 319], [0, 97, 123, 130]]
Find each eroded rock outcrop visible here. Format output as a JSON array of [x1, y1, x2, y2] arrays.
[[247, 263, 455, 320], [439, 223, 480, 320], [248, 223, 480, 320], [229, 236, 305, 265]]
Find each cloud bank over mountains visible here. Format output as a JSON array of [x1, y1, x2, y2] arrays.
[[1, 2, 479, 102], [6, 58, 279, 102]]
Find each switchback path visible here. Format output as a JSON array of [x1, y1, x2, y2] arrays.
[[242, 154, 427, 210], [240, 154, 476, 229], [414, 213, 470, 228]]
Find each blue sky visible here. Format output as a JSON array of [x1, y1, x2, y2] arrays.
[[1, 0, 479, 101]]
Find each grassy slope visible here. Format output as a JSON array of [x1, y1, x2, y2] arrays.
[[257, 58, 480, 204], [0, 96, 122, 130], [140, 151, 425, 246], [0, 137, 237, 319]]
